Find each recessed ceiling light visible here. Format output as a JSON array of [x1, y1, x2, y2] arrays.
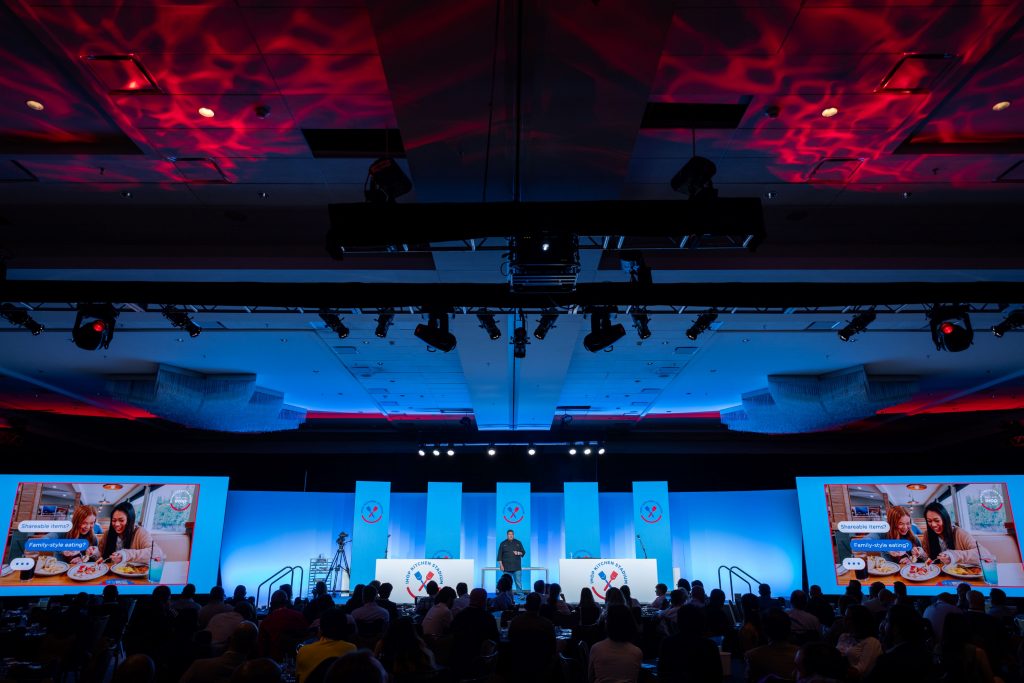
[[569, 448, 577, 455], [598, 447, 606, 454], [527, 448, 536, 456], [120, 191, 133, 199], [417, 449, 425, 457], [446, 448, 455, 456], [487, 448, 496, 456], [198, 107, 215, 118], [583, 447, 592, 455], [821, 107, 839, 118], [25, 100, 44, 111], [992, 101, 1011, 112], [432, 449, 440, 456]]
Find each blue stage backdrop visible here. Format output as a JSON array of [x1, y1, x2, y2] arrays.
[[352, 481, 391, 585], [495, 483, 531, 582], [219, 488, 802, 599], [633, 482, 674, 586], [425, 482, 462, 559], [565, 482, 601, 559]]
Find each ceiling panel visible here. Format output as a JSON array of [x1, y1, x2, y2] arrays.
[[664, 7, 801, 56], [243, 7, 378, 55]]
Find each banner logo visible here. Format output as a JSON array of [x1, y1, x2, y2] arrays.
[[573, 549, 594, 559], [502, 500, 525, 524], [169, 489, 193, 512], [588, 560, 628, 600], [361, 500, 384, 524], [404, 560, 445, 599], [980, 488, 1004, 512], [639, 499, 663, 524], [431, 550, 453, 559]]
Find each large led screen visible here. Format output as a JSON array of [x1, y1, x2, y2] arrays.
[[0, 476, 228, 595], [797, 476, 1024, 595]]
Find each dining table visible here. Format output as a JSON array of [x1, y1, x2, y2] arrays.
[[0, 560, 189, 587]]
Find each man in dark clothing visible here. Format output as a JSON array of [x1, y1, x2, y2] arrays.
[[376, 582, 399, 622], [497, 529, 526, 591], [806, 585, 836, 628], [505, 592, 556, 677], [180, 620, 258, 683], [866, 604, 937, 682], [450, 588, 501, 679]]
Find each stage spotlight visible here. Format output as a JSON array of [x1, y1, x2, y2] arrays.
[[446, 448, 455, 456], [72, 304, 117, 351], [631, 309, 651, 340], [837, 311, 876, 342], [319, 311, 349, 339], [992, 310, 1024, 338], [415, 310, 457, 352], [929, 306, 973, 353], [670, 156, 718, 201], [0, 303, 44, 335], [375, 311, 394, 338], [619, 251, 653, 286], [418, 449, 426, 457], [583, 309, 626, 353], [533, 311, 558, 340], [598, 447, 606, 455], [432, 448, 440, 456], [513, 324, 528, 359], [527, 446, 536, 456], [568, 447, 577, 455], [487, 447, 496, 456], [477, 313, 501, 340], [583, 447, 592, 455], [364, 157, 412, 203], [686, 309, 718, 341], [162, 305, 201, 338]]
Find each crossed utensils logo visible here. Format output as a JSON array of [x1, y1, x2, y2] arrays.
[[502, 501, 524, 524], [589, 561, 628, 600], [361, 500, 384, 524], [640, 499, 662, 524], [405, 561, 445, 599]]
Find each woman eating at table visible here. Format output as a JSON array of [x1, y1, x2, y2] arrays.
[[60, 504, 100, 564], [913, 502, 992, 566], [880, 505, 922, 565], [99, 502, 161, 564]]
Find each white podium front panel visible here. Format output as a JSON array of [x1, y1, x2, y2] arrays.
[[558, 559, 658, 603], [375, 559, 475, 604]]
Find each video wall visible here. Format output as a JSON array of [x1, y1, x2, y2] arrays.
[[797, 476, 1024, 596], [0, 475, 229, 596]]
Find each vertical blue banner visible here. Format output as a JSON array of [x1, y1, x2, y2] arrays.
[[495, 483, 531, 581], [564, 482, 601, 559], [425, 482, 462, 559], [632, 481, 673, 586], [352, 481, 391, 585]]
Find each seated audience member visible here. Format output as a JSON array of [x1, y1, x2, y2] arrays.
[[350, 585, 390, 634], [660, 589, 687, 634], [620, 584, 641, 609], [323, 651, 387, 683], [923, 592, 959, 642], [375, 583, 399, 622], [344, 584, 365, 615], [578, 588, 602, 626], [795, 641, 848, 683], [507, 592, 557, 677], [451, 582, 471, 616], [589, 604, 642, 683], [180, 620, 259, 683], [544, 582, 572, 619], [843, 580, 863, 605], [229, 585, 248, 606], [172, 584, 202, 614], [450, 588, 500, 678], [112, 654, 156, 683], [965, 589, 1009, 672], [303, 582, 336, 625], [651, 583, 669, 610], [200, 586, 235, 628], [744, 608, 798, 682], [422, 585, 456, 637], [866, 604, 936, 681], [530, 579, 547, 600], [806, 585, 835, 628], [492, 574, 516, 611], [705, 588, 734, 638], [835, 604, 882, 678], [125, 585, 176, 661], [757, 583, 776, 613], [956, 582, 972, 611], [375, 616, 436, 677], [891, 581, 912, 607], [258, 590, 310, 662], [938, 612, 998, 683], [92, 584, 129, 639], [686, 584, 707, 609], [208, 601, 258, 649], [415, 581, 439, 617], [296, 607, 356, 683], [658, 604, 722, 682], [737, 593, 762, 654], [676, 578, 691, 593], [229, 658, 284, 683], [987, 587, 1015, 619], [787, 590, 821, 641], [862, 582, 886, 614]]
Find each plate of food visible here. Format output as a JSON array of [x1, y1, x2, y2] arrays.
[[942, 563, 983, 579], [867, 556, 900, 576], [835, 563, 849, 576], [900, 563, 940, 582], [110, 561, 149, 578], [67, 562, 109, 581], [33, 557, 69, 576]]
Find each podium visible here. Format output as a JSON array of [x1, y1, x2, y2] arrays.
[[558, 559, 658, 603], [375, 559, 475, 604]]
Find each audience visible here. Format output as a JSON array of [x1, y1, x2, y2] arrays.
[[296, 607, 356, 683], [375, 616, 436, 677], [745, 608, 798, 682], [172, 584, 202, 614], [578, 587, 602, 626], [180, 620, 258, 683], [866, 604, 936, 681], [507, 592, 557, 677], [375, 583, 399, 623], [257, 590, 310, 662], [835, 604, 882, 678], [351, 584, 390, 634], [492, 574, 516, 611], [200, 586, 234, 628], [421, 585, 455, 636], [112, 654, 156, 683], [787, 589, 821, 641], [806, 585, 835, 628], [323, 651, 387, 683], [229, 658, 284, 683], [415, 581, 439, 617], [589, 604, 642, 683], [923, 591, 959, 642], [208, 601, 258, 649], [451, 582, 471, 616], [658, 604, 722, 682], [650, 583, 669, 610], [757, 583, 776, 613], [450, 588, 500, 678], [303, 581, 336, 625]]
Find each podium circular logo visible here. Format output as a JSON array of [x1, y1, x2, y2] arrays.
[[573, 549, 594, 559], [980, 488, 1004, 512], [502, 501, 525, 524], [404, 560, 445, 600], [588, 561, 628, 600], [640, 499, 662, 524], [361, 500, 384, 524], [169, 489, 192, 512], [431, 550, 453, 559]]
